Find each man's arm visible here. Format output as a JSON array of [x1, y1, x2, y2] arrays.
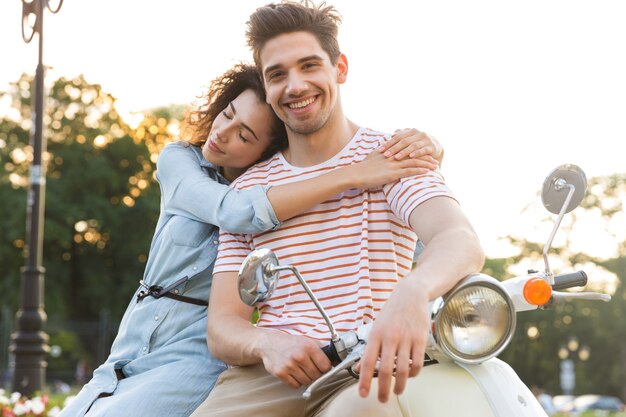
[[206, 271, 258, 365], [207, 271, 333, 387], [357, 196, 484, 402]]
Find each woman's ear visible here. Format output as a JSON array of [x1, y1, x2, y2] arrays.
[[336, 53, 348, 84]]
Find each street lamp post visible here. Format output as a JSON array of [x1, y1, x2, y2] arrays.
[[10, 0, 63, 396], [558, 336, 591, 396]]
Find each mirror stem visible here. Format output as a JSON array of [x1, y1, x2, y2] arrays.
[[543, 179, 575, 284], [269, 265, 340, 342]]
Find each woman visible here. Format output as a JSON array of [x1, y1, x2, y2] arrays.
[[59, 64, 442, 417]]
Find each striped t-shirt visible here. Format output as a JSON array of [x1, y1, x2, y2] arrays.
[[214, 127, 455, 342]]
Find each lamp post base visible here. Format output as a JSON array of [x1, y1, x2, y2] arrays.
[[10, 266, 49, 396]]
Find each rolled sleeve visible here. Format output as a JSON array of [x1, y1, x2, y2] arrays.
[[383, 171, 457, 224], [246, 185, 281, 231]]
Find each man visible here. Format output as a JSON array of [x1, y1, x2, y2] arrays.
[[191, 1, 484, 416]]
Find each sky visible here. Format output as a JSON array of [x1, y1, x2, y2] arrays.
[[2, 0, 625, 259]]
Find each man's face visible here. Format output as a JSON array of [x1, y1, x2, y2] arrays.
[[260, 31, 347, 136]]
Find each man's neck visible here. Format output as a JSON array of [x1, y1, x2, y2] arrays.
[[283, 115, 359, 167]]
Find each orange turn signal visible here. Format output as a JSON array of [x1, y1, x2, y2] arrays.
[[523, 277, 552, 306]]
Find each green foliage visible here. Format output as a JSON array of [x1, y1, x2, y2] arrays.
[[554, 413, 626, 417], [0, 95, 30, 313], [47, 330, 87, 378], [0, 74, 178, 323]]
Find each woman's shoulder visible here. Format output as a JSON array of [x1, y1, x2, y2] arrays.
[[156, 141, 204, 179], [163, 140, 196, 151], [159, 140, 200, 161]]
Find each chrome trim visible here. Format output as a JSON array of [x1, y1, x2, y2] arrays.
[[431, 273, 516, 364]]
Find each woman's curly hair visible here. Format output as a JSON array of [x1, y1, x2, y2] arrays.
[[182, 63, 287, 164]]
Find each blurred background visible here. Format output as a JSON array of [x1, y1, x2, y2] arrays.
[[1, 0, 625, 415]]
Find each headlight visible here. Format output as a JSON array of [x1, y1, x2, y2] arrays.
[[431, 273, 515, 364]]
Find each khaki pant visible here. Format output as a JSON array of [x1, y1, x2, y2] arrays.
[[190, 363, 404, 417]]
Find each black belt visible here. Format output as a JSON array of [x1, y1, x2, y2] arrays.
[[136, 276, 208, 307]]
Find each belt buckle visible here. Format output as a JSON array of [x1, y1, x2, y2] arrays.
[[136, 280, 164, 301], [136, 277, 189, 302]]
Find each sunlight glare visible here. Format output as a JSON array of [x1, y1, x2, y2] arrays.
[[93, 135, 108, 148], [116, 102, 144, 129]]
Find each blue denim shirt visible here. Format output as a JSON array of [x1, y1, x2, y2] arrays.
[[59, 141, 280, 417]]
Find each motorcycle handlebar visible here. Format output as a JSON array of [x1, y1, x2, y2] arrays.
[[321, 344, 342, 366], [322, 342, 341, 366], [553, 270, 587, 290]]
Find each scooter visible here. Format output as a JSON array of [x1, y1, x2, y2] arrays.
[[237, 164, 611, 416]]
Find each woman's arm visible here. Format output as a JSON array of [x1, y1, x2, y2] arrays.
[[158, 130, 445, 233], [159, 143, 421, 233], [157, 143, 280, 233], [268, 151, 431, 221], [268, 128, 445, 221]]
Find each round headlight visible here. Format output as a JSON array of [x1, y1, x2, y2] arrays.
[[433, 274, 515, 364]]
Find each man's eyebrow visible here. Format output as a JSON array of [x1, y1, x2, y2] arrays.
[[263, 54, 325, 78], [230, 102, 259, 142], [298, 54, 324, 64]]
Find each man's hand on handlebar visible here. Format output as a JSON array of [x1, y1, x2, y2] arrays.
[[257, 330, 332, 388]]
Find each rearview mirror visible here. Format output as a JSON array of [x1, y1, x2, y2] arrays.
[[541, 164, 587, 215], [237, 248, 279, 306]]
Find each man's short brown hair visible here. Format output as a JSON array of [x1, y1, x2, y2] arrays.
[[246, 1, 342, 72]]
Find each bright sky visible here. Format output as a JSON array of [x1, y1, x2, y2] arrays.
[[2, 0, 625, 259]]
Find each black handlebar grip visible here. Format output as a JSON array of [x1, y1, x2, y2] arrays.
[[321, 344, 342, 366], [553, 270, 588, 290]]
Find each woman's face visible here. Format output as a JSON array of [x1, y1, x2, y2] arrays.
[[202, 89, 274, 170]]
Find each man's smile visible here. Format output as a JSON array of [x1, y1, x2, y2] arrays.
[[286, 96, 317, 110]]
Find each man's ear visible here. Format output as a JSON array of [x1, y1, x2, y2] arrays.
[[336, 53, 348, 84]]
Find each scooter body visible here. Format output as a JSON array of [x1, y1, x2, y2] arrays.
[[397, 357, 547, 417]]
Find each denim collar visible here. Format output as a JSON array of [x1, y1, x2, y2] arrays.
[[189, 144, 229, 185]]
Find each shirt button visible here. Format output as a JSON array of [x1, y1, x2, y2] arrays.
[[154, 315, 159, 321], [213, 240, 219, 245], [142, 346, 148, 353], [192, 266, 198, 271]]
